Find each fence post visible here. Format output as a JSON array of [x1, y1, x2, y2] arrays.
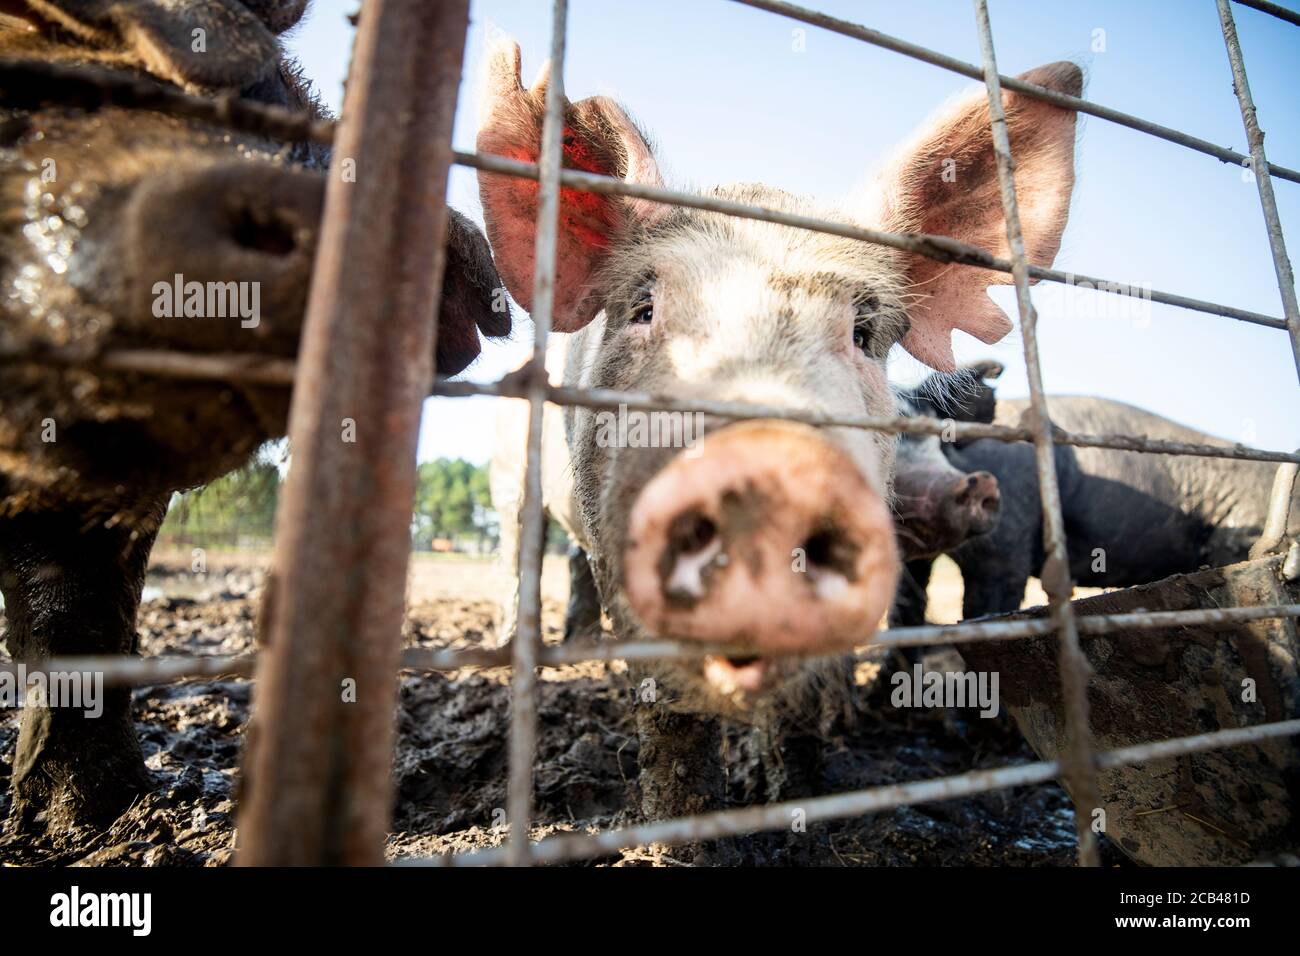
[[236, 0, 471, 865]]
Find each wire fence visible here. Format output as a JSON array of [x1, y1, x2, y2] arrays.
[[2, 0, 1299, 867]]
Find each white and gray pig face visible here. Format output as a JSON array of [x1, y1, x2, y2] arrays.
[[478, 40, 1079, 714]]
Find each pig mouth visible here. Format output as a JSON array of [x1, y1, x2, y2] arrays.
[[702, 654, 770, 695]]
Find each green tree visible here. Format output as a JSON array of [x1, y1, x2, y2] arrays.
[[413, 458, 494, 547], [160, 447, 282, 547]]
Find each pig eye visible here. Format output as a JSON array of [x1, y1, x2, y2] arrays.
[[852, 325, 871, 355], [628, 276, 656, 326], [852, 294, 884, 355]]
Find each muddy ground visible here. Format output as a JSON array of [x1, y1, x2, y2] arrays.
[[0, 553, 1128, 867]]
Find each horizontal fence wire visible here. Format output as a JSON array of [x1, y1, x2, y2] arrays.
[[0, 58, 335, 144], [728, 0, 1300, 184], [7, 604, 1298, 687], [0, 58, 1291, 328], [406, 717, 1300, 867], [0, 344, 301, 387], [1233, 0, 1300, 28], [2, 348, 1296, 464], [7, 0, 1298, 187], [458, 151, 1289, 329], [443, 378, 1300, 464], [8, 8, 1298, 184]]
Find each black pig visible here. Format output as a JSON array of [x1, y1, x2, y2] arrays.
[[0, 0, 509, 835], [899, 364, 1298, 622]]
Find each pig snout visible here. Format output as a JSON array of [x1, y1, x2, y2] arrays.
[[893, 461, 1002, 560], [622, 420, 899, 658], [948, 470, 1001, 536], [111, 162, 324, 349]]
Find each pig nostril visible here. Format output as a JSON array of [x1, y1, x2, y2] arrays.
[[802, 527, 859, 580], [660, 510, 722, 608], [667, 510, 717, 556], [229, 204, 299, 257]]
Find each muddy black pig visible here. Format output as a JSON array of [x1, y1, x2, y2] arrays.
[[892, 371, 1002, 560], [889, 365, 1003, 626], [900, 366, 1299, 621], [0, 0, 510, 836], [476, 38, 1080, 842]]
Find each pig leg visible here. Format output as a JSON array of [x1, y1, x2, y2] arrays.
[[758, 725, 826, 864], [563, 545, 601, 643], [634, 704, 739, 864], [635, 706, 725, 818], [755, 654, 848, 804], [890, 559, 933, 628], [495, 496, 522, 649], [0, 498, 165, 835], [758, 724, 822, 801], [957, 556, 1030, 619]]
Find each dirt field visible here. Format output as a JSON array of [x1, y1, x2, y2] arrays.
[[0, 551, 1125, 866]]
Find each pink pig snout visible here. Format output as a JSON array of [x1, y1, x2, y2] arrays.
[[951, 470, 1001, 536], [623, 421, 899, 655]]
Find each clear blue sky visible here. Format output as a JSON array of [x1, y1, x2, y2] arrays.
[[288, 0, 1300, 461]]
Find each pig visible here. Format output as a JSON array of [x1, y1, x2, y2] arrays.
[[477, 39, 1081, 838], [0, 0, 510, 836], [900, 366, 1300, 620], [889, 367, 1004, 627], [892, 375, 1003, 562], [902, 359, 1005, 437], [493, 359, 1003, 641]]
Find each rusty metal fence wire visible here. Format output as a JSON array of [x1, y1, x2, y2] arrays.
[[2, 0, 1300, 866]]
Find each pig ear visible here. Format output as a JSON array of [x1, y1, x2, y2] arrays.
[[866, 62, 1082, 371], [23, 0, 279, 88], [238, 0, 311, 35], [476, 39, 663, 332], [435, 209, 514, 376]]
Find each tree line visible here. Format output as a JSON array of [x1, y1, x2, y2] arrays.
[[159, 452, 502, 552]]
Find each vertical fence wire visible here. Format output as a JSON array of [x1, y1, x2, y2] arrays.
[[1216, 0, 1300, 382], [507, 0, 571, 867], [972, 0, 1102, 867]]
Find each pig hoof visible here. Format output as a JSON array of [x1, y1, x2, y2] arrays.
[[9, 764, 153, 843], [8, 703, 153, 840]]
